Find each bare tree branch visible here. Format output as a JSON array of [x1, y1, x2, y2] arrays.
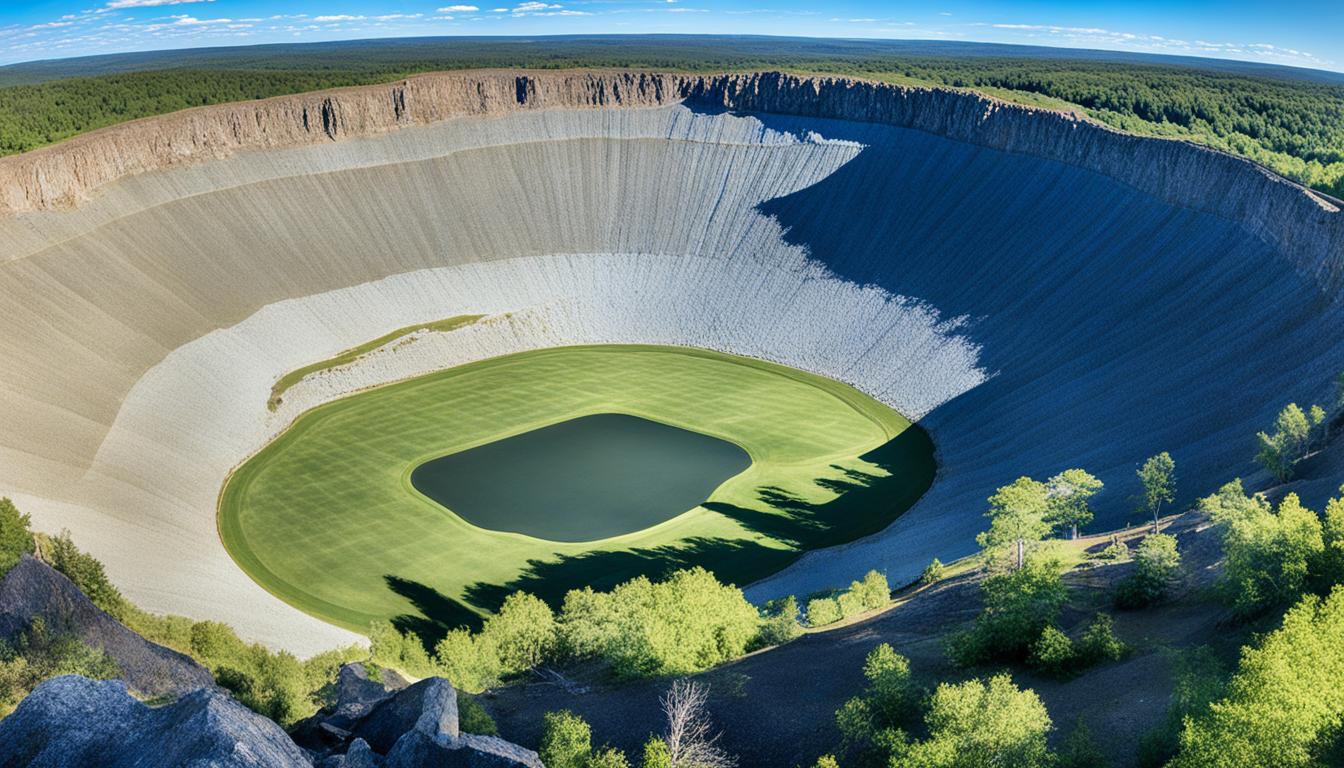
[[661, 679, 735, 768]]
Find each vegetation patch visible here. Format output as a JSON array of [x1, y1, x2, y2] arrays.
[[220, 344, 934, 638], [267, 314, 481, 410]]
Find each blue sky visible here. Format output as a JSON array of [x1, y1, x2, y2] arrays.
[[1, 0, 1341, 72]]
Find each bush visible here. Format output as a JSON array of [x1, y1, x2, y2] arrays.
[[638, 737, 672, 768], [1172, 588, 1344, 768], [1058, 720, 1109, 768], [458, 694, 498, 736], [1076, 613, 1126, 665], [0, 617, 119, 717], [901, 674, 1053, 768], [853, 570, 891, 610], [41, 530, 128, 619], [539, 710, 592, 768], [1029, 625, 1075, 675], [836, 643, 917, 758], [1094, 539, 1129, 562], [755, 596, 801, 648], [1203, 483, 1323, 618], [482, 592, 555, 675], [837, 590, 866, 620], [556, 567, 759, 678], [1115, 534, 1181, 609], [0, 498, 34, 578], [948, 558, 1067, 667], [806, 597, 843, 627], [920, 558, 946, 585], [433, 628, 501, 693], [587, 747, 631, 768]]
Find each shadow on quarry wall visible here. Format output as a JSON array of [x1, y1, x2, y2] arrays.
[[694, 103, 1344, 530], [384, 428, 934, 645]]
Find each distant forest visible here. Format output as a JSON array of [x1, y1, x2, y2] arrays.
[[1, 37, 1341, 197]]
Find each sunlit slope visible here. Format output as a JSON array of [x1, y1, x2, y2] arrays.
[[0, 72, 1340, 651]]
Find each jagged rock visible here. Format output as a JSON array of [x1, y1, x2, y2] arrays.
[[333, 664, 398, 726], [383, 730, 542, 768], [317, 738, 379, 768], [0, 675, 310, 767], [0, 556, 213, 698], [350, 677, 460, 753]]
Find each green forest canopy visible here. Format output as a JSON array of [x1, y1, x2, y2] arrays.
[[1, 38, 1341, 197]]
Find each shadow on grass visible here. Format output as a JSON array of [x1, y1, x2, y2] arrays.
[[386, 427, 935, 645]]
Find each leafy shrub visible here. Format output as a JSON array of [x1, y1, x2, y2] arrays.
[[1058, 720, 1109, 768], [540, 710, 592, 768], [433, 629, 501, 693], [1076, 613, 1126, 665], [901, 674, 1054, 768], [837, 591, 866, 620], [1094, 540, 1129, 562], [1115, 534, 1181, 608], [1172, 588, 1344, 768], [557, 567, 759, 678], [920, 558, 945, 585], [853, 570, 891, 610], [1029, 625, 1075, 675], [806, 597, 843, 627], [948, 559, 1067, 667], [638, 737, 672, 768], [458, 694, 498, 736], [482, 592, 555, 675], [587, 747, 631, 768], [1203, 483, 1323, 618], [0, 618, 119, 717], [754, 596, 801, 648], [0, 498, 34, 577], [836, 643, 918, 758]]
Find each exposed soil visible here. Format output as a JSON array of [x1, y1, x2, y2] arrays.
[[483, 512, 1240, 767]]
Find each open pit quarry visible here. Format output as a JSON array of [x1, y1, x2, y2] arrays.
[[1, 70, 1342, 654]]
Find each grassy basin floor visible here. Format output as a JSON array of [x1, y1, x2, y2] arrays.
[[219, 345, 935, 637]]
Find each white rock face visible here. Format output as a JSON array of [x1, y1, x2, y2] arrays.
[[1, 82, 1341, 654]]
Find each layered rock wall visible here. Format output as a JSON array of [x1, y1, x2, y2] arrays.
[[2, 70, 1340, 293]]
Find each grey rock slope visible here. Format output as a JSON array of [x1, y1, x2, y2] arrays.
[[0, 675, 310, 768], [0, 555, 212, 697]]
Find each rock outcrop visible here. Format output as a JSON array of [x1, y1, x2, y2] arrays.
[[0, 555, 213, 697], [300, 667, 542, 768], [0, 70, 1338, 294], [0, 670, 542, 768], [0, 675, 310, 768]]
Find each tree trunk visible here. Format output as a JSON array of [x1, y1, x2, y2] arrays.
[[1016, 538, 1024, 570]]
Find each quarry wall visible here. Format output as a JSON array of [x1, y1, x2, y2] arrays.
[[2, 70, 1340, 295]]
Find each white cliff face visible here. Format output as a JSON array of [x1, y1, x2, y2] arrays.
[[0, 73, 1341, 654]]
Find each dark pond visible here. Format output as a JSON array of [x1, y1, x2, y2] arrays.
[[409, 413, 752, 542]]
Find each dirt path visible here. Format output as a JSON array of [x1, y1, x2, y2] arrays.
[[482, 513, 1233, 767]]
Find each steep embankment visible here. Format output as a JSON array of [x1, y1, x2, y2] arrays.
[[0, 70, 1340, 653]]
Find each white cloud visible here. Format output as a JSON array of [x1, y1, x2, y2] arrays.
[[171, 15, 233, 25], [514, 2, 560, 10], [314, 15, 365, 22], [103, 0, 212, 8], [375, 13, 424, 20], [438, 4, 479, 10]]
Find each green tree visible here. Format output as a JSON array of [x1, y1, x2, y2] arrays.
[[638, 737, 673, 768], [587, 747, 631, 768], [540, 710, 593, 768], [1075, 613, 1126, 665], [1115, 533, 1182, 608], [481, 591, 555, 674], [1257, 403, 1315, 483], [1046, 469, 1103, 539], [1204, 484, 1324, 618], [1319, 489, 1344, 589], [44, 531, 129, 619], [1137, 453, 1176, 534], [1028, 625, 1075, 676], [1172, 588, 1344, 768], [949, 558, 1068, 666], [902, 674, 1054, 768], [977, 477, 1052, 570], [0, 498, 35, 576], [920, 558, 945, 585]]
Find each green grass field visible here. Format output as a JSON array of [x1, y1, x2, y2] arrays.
[[219, 344, 935, 639]]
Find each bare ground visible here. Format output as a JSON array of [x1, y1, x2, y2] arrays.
[[482, 511, 1243, 767]]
